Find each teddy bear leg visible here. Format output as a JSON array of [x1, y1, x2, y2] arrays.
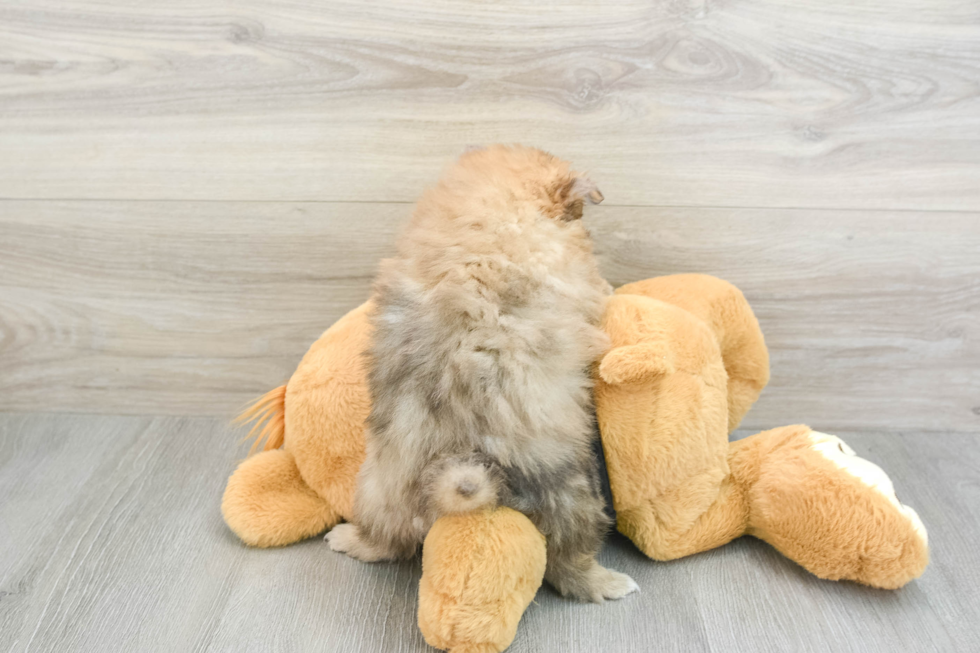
[[625, 478, 752, 562], [613, 274, 771, 432], [729, 425, 929, 589], [222, 448, 341, 548], [418, 508, 547, 653]]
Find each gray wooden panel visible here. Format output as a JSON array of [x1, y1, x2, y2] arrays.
[[0, 0, 978, 209], [589, 207, 980, 433], [0, 200, 401, 417], [2, 200, 978, 432], [0, 413, 977, 652]]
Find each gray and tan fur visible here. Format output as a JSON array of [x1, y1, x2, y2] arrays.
[[327, 145, 637, 602]]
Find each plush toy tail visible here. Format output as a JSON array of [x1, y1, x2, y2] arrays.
[[235, 385, 287, 454]]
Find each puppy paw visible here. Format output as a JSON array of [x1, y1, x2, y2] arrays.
[[325, 522, 359, 553], [325, 523, 399, 562], [552, 563, 640, 602], [588, 566, 639, 602]]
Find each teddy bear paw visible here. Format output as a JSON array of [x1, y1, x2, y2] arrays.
[[808, 431, 927, 544]]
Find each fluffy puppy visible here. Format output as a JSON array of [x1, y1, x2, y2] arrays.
[[327, 145, 637, 602]]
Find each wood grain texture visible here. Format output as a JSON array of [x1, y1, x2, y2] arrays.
[[2, 2, 977, 650], [2, 200, 977, 431], [590, 207, 980, 433], [0, 413, 977, 652], [1, 0, 979, 208], [0, 200, 400, 417]]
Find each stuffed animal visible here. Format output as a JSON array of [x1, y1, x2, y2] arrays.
[[222, 274, 928, 653]]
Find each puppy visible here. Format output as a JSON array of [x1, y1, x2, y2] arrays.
[[327, 145, 637, 602]]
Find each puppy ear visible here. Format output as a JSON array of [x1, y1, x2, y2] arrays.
[[598, 342, 674, 385], [553, 174, 604, 221], [570, 176, 604, 205]]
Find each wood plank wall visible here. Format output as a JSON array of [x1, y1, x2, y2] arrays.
[[1, 0, 978, 431]]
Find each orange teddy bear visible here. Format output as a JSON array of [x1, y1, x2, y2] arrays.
[[222, 274, 928, 653]]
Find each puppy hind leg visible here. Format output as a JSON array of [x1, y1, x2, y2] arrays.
[[545, 550, 639, 602], [325, 523, 398, 562], [328, 466, 421, 562], [535, 488, 638, 602]]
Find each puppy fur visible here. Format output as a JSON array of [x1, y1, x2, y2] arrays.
[[327, 145, 637, 602]]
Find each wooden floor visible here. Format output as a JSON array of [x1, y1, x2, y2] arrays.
[[2, 0, 979, 651], [0, 413, 977, 653]]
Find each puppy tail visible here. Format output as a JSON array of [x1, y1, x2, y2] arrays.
[[428, 455, 500, 515], [234, 385, 287, 454]]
